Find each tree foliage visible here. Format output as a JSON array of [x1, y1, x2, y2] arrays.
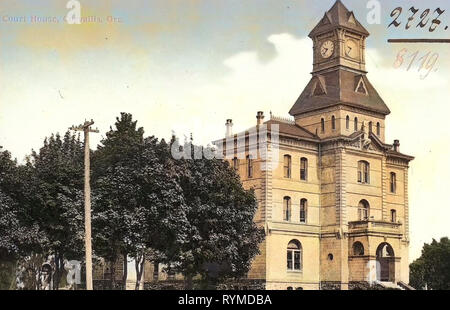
[[410, 237, 450, 290]]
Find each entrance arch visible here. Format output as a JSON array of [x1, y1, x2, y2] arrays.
[[376, 243, 395, 282]]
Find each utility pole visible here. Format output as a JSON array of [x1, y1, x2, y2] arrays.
[[70, 120, 99, 290]]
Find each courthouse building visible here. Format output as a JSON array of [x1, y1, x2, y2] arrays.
[[217, 1, 414, 290]]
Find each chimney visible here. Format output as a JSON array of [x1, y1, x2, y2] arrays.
[[393, 140, 400, 152], [225, 119, 233, 138], [256, 111, 265, 126]]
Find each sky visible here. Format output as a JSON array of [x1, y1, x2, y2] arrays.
[[1, 0, 450, 268]]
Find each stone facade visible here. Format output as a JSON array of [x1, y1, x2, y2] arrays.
[[216, 0, 413, 290]]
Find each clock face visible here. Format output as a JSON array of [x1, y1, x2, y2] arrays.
[[320, 40, 334, 58], [345, 39, 358, 59]]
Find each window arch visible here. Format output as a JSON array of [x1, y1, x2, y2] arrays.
[[283, 155, 292, 178], [358, 200, 370, 221], [321, 118, 325, 133], [332, 115, 336, 130], [246, 155, 253, 178], [390, 209, 397, 223], [287, 240, 302, 271], [369, 121, 373, 133], [300, 199, 307, 223], [390, 172, 397, 193], [283, 197, 291, 221], [346, 115, 350, 130], [354, 117, 358, 131], [300, 157, 308, 181], [357, 160, 370, 184], [377, 122, 381, 136], [352, 241, 365, 256]]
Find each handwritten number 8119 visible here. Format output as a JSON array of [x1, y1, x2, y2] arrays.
[[389, 7, 445, 32]]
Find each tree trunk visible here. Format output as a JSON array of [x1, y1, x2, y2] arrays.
[[135, 254, 145, 290], [53, 254, 63, 290], [110, 259, 116, 290], [122, 253, 128, 290], [185, 274, 194, 290]]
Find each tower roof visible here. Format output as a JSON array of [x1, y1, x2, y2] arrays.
[[309, 0, 369, 38], [289, 70, 391, 116]]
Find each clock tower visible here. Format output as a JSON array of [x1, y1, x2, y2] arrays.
[[310, 0, 369, 74], [289, 0, 390, 142]]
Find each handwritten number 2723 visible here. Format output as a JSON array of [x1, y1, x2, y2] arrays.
[[388, 7, 445, 32]]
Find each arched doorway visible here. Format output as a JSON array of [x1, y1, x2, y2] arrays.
[[376, 243, 395, 282]]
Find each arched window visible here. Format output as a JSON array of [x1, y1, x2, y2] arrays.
[[300, 199, 307, 223], [369, 121, 373, 133], [390, 209, 397, 223], [300, 157, 308, 181], [358, 200, 370, 221], [357, 160, 370, 184], [283, 197, 291, 221], [332, 115, 336, 130], [321, 118, 325, 133], [287, 240, 302, 271], [246, 155, 253, 178], [346, 115, 350, 130], [284, 155, 291, 178], [376, 122, 381, 136], [390, 172, 396, 193], [232, 157, 239, 171], [354, 117, 358, 131], [352, 241, 365, 256]]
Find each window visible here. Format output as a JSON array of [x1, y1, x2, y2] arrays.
[[300, 157, 308, 181], [321, 118, 325, 133], [391, 209, 397, 223], [332, 115, 336, 130], [287, 240, 302, 271], [300, 199, 307, 223], [346, 115, 350, 130], [358, 200, 370, 221], [153, 262, 159, 281], [328, 253, 334, 261], [246, 155, 253, 178], [283, 197, 291, 221], [390, 172, 397, 193], [354, 117, 358, 131], [369, 121, 373, 133], [287, 287, 293, 290], [284, 155, 291, 178], [232, 157, 239, 171], [357, 161, 370, 184], [352, 242, 365, 256], [377, 122, 381, 136]]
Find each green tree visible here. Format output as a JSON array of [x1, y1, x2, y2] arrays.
[[410, 237, 450, 290], [166, 139, 265, 289], [28, 132, 85, 289]]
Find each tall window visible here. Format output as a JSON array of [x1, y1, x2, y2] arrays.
[[391, 209, 397, 223], [390, 172, 397, 193], [287, 240, 302, 271], [283, 197, 291, 221], [354, 117, 358, 131], [284, 155, 291, 178], [300, 157, 308, 181], [232, 157, 239, 171], [357, 161, 370, 184], [332, 115, 336, 130], [346, 115, 350, 130], [377, 122, 381, 136], [321, 118, 325, 133], [358, 200, 370, 220], [300, 199, 307, 223], [369, 121, 373, 133], [246, 155, 253, 178]]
